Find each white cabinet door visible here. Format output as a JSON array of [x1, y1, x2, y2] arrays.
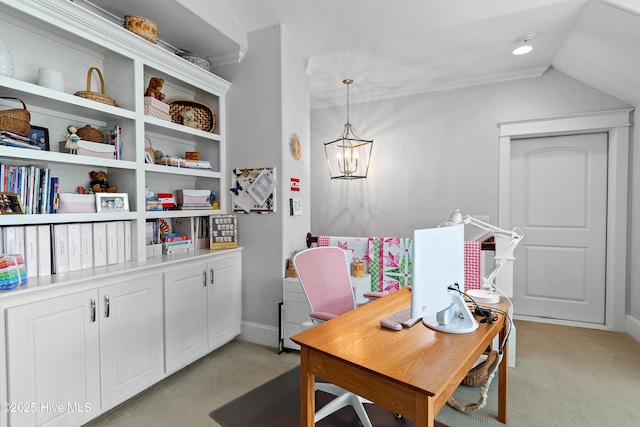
[[6, 290, 100, 427], [99, 273, 164, 408], [207, 253, 242, 350], [163, 262, 208, 373]]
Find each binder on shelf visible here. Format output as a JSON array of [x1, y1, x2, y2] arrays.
[[124, 221, 132, 261], [106, 222, 118, 265], [36, 225, 51, 277], [67, 224, 82, 272], [80, 223, 93, 270], [53, 224, 69, 274], [15, 226, 25, 259], [24, 226, 38, 278], [116, 221, 125, 263], [2, 226, 25, 258], [93, 222, 107, 267]]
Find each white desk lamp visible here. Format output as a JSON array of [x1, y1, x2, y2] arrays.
[[442, 209, 524, 303]]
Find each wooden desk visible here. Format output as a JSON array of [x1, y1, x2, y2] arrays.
[[291, 288, 509, 427]]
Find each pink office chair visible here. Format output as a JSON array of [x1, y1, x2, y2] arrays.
[[293, 246, 382, 427]]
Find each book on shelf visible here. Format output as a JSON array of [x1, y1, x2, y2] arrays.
[[160, 158, 211, 169], [102, 125, 123, 160], [163, 239, 192, 247], [161, 234, 189, 243], [1, 130, 40, 150], [157, 193, 175, 209], [146, 200, 163, 211], [181, 160, 211, 169], [0, 162, 58, 214], [178, 204, 214, 210], [163, 244, 193, 255]]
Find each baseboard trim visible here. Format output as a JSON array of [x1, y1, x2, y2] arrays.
[[626, 314, 640, 342], [513, 314, 612, 331], [239, 321, 279, 348]]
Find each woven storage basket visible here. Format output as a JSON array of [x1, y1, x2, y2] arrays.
[[76, 125, 103, 142], [0, 96, 31, 137], [168, 99, 217, 133], [124, 14, 158, 44], [176, 51, 211, 71], [74, 67, 116, 106], [461, 350, 498, 387]]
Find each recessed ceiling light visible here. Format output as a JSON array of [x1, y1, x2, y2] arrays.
[[512, 45, 533, 55], [512, 34, 536, 55]]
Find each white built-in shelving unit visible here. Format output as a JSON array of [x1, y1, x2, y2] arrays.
[[0, 2, 242, 426]]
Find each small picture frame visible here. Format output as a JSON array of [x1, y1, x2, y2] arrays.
[[0, 192, 25, 214], [28, 126, 50, 151], [96, 193, 129, 212]]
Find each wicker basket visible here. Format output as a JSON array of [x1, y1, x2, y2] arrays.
[[76, 125, 103, 142], [0, 96, 31, 137], [124, 14, 158, 44], [168, 99, 217, 133], [461, 350, 498, 387], [74, 67, 116, 106], [176, 51, 211, 71]]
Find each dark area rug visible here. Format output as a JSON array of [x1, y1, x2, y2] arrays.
[[210, 367, 447, 427]]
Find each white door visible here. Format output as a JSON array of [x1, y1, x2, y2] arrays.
[[510, 133, 608, 323], [99, 273, 164, 407], [163, 262, 208, 373], [6, 290, 101, 427], [207, 253, 242, 350]]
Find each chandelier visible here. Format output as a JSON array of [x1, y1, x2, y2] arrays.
[[324, 79, 373, 180]]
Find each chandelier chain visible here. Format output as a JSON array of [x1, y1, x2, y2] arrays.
[[346, 81, 350, 125]]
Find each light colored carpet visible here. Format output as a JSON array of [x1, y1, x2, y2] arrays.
[[85, 320, 640, 426], [437, 321, 640, 426]]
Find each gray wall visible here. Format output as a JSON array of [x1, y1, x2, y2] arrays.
[[630, 108, 639, 330], [310, 68, 640, 336], [217, 24, 310, 347], [310, 69, 629, 237]]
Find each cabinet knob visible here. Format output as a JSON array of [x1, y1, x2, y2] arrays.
[[90, 298, 96, 322], [105, 294, 110, 318], [210, 269, 214, 285], [203, 271, 207, 287]]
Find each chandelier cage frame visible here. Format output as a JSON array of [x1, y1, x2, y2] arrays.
[[324, 79, 373, 180]]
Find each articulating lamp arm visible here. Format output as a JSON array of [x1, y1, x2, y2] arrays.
[[446, 209, 524, 292]]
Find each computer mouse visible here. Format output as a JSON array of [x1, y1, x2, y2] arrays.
[[380, 319, 403, 331]]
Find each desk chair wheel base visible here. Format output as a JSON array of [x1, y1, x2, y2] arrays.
[[315, 383, 373, 427]]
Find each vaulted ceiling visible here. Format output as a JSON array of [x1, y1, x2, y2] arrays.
[[78, 0, 640, 109]]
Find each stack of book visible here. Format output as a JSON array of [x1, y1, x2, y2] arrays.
[[176, 189, 213, 210], [161, 233, 193, 255], [1, 130, 41, 150]]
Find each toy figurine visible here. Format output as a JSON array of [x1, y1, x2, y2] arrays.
[[144, 77, 166, 101], [65, 125, 79, 154], [89, 170, 116, 193], [180, 108, 201, 129]]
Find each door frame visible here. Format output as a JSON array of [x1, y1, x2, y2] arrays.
[[497, 108, 633, 331]]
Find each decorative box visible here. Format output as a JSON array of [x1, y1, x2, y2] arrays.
[[59, 140, 115, 159], [144, 96, 171, 121], [176, 189, 210, 205], [210, 214, 238, 249], [57, 193, 96, 213]]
